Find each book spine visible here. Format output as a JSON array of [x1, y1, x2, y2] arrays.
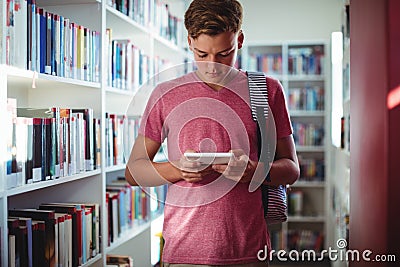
[[32, 118, 42, 182], [45, 11, 52, 74], [39, 8, 46, 73], [14, 0, 28, 69]]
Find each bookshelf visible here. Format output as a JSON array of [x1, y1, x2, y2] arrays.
[[330, 2, 350, 267], [241, 41, 331, 253], [0, 0, 188, 266]]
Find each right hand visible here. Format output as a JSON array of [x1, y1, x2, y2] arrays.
[[176, 150, 215, 183]]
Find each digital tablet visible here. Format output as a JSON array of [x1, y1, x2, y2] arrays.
[[184, 152, 234, 165]]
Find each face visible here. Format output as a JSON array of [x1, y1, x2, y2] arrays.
[[188, 31, 244, 88]]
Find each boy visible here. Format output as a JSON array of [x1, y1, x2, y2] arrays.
[[125, 0, 299, 266]]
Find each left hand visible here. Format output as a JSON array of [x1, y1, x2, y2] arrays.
[[212, 149, 258, 183]]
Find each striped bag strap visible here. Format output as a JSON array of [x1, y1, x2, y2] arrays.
[[247, 71, 269, 120], [247, 71, 271, 181]]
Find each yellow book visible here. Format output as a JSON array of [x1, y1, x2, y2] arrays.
[[77, 25, 84, 80]]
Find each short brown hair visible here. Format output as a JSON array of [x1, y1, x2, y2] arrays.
[[184, 0, 243, 39]]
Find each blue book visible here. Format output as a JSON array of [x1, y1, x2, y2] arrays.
[[31, 0, 36, 72], [39, 9, 46, 73], [60, 15, 65, 77], [51, 14, 56, 75]]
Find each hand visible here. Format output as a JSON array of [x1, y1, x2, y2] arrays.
[[212, 149, 258, 183], [175, 150, 215, 183]]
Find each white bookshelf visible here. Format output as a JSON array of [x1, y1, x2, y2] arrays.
[[241, 41, 331, 253], [0, 0, 188, 266]]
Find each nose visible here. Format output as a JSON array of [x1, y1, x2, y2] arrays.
[[206, 61, 218, 73]]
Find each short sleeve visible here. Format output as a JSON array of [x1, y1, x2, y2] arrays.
[[267, 77, 293, 139], [138, 86, 166, 143]]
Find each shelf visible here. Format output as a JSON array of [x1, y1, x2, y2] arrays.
[[290, 110, 325, 117], [287, 74, 325, 81], [106, 87, 136, 97], [81, 253, 102, 267], [291, 181, 325, 188], [106, 5, 150, 37], [296, 146, 325, 152], [37, 0, 100, 6], [6, 170, 101, 197], [105, 165, 126, 173], [3, 65, 101, 90], [106, 221, 152, 253], [287, 215, 325, 223]]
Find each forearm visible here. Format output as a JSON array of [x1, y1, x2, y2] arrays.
[[125, 159, 182, 187], [265, 158, 300, 186]]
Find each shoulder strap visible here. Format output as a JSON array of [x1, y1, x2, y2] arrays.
[[246, 71, 271, 183], [247, 71, 269, 120]]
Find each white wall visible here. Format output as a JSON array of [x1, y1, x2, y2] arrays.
[[241, 0, 343, 43]]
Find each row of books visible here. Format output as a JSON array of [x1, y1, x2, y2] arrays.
[[288, 86, 325, 111], [107, 0, 183, 45], [8, 202, 100, 267], [248, 53, 283, 75], [270, 229, 324, 253], [106, 254, 134, 267], [6, 98, 101, 190], [5, 0, 101, 81], [105, 114, 141, 167], [298, 157, 325, 181], [288, 47, 325, 75], [105, 178, 167, 246], [287, 229, 324, 252], [105, 34, 172, 91], [292, 122, 324, 147]]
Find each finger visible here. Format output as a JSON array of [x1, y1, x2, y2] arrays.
[[212, 164, 228, 173], [230, 149, 245, 158], [183, 177, 203, 183]]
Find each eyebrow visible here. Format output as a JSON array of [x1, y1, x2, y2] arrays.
[[194, 47, 234, 54]]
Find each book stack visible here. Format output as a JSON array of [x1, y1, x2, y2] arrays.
[[105, 177, 167, 246], [105, 32, 172, 92], [287, 229, 324, 252], [106, 254, 134, 267], [106, 0, 182, 46], [292, 122, 324, 147], [106, 179, 150, 245], [5, 0, 101, 82], [288, 46, 325, 75], [248, 53, 283, 75], [105, 114, 140, 167], [298, 156, 325, 182], [8, 202, 100, 267], [6, 98, 101, 190], [288, 86, 325, 111]]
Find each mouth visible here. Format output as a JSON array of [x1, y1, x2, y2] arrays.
[[206, 72, 221, 78]]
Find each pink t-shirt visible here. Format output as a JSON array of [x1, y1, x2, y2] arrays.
[[139, 71, 292, 265]]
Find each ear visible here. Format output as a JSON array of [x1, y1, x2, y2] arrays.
[[187, 36, 193, 51], [237, 30, 244, 49]]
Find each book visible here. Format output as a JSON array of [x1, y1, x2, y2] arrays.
[[14, 0, 28, 69], [71, 108, 94, 171], [32, 118, 43, 182], [9, 234, 16, 267], [8, 209, 57, 267], [6, 98, 17, 189], [32, 220, 46, 267], [9, 216, 33, 267], [8, 217, 21, 266], [39, 203, 88, 266]]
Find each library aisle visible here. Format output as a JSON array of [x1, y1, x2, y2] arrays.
[[4, 1, 398, 267]]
